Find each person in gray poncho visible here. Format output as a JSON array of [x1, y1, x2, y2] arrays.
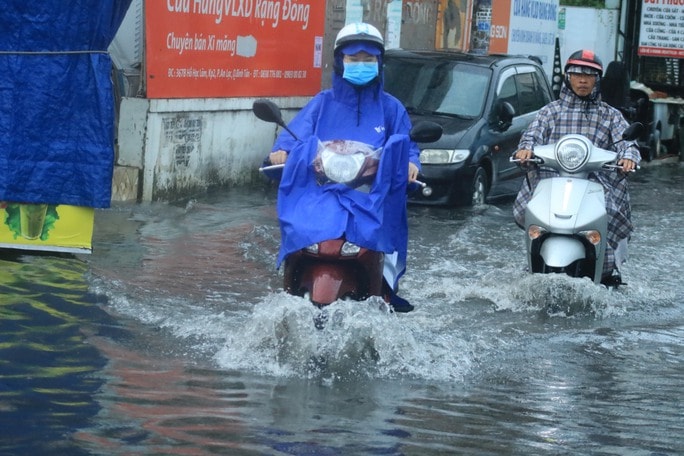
[[512, 49, 641, 286]]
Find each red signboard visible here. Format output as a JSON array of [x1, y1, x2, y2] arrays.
[[145, 0, 325, 98]]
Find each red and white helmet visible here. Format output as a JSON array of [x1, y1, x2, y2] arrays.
[[565, 49, 603, 77]]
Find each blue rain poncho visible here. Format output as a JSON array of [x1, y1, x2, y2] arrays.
[[270, 60, 420, 288]]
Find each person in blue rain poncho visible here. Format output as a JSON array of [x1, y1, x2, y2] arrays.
[[264, 22, 421, 312]]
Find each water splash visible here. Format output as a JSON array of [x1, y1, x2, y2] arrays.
[[214, 293, 474, 382]]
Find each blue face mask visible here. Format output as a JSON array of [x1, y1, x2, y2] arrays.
[[342, 61, 379, 86]]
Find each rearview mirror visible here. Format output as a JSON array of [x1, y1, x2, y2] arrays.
[[253, 99, 285, 126], [252, 99, 299, 141], [622, 122, 644, 141]]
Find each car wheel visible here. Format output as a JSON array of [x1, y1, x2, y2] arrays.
[[471, 167, 489, 206]]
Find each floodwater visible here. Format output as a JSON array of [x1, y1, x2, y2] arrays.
[[1, 161, 683, 455]]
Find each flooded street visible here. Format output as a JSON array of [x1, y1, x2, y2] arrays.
[[1, 162, 683, 455]]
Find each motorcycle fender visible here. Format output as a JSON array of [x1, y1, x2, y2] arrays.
[[540, 236, 585, 268], [527, 178, 605, 231], [299, 263, 358, 305]]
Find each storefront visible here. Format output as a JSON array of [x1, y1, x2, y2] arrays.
[[626, 0, 683, 158]]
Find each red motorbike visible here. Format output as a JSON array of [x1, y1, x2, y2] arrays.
[[254, 99, 441, 308]]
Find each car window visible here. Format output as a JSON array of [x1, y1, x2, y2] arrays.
[[383, 61, 428, 108], [495, 68, 520, 115], [436, 66, 490, 116], [515, 67, 552, 114], [492, 65, 552, 117], [384, 59, 491, 118]]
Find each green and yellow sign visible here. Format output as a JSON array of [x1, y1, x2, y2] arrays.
[[0, 202, 93, 253]]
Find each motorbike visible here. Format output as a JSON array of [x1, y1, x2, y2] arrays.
[[511, 123, 643, 286], [253, 99, 442, 308]]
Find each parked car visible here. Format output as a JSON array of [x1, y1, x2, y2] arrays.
[[383, 49, 555, 206]]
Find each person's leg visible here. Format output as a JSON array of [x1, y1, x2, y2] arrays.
[[614, 237, 629, 269], [383, 252, 414, 312], [602, 181, 633, 286]]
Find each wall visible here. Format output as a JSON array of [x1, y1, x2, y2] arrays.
[[558, 7, 619, 68], [117, 96, 308, 202]]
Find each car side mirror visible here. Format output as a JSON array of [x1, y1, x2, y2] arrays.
[[492, 101, 515, 132]]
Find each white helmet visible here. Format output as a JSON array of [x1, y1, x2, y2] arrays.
[[334, 22, 384, 55]]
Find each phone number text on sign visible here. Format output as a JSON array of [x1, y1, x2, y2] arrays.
[[254, 69, 307, 78]]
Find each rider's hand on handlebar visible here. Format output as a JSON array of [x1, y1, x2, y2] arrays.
[[269, 150, 288, 165], [408, 162, 419, 183], [514, 149, 534, 162], [617, 158, 637, 173]]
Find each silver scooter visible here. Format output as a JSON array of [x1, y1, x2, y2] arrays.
[[511, 123, 643, 285]]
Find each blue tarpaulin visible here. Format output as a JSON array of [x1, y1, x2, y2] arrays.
[[0, 0, 132, 208]]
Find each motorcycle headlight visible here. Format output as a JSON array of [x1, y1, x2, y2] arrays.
[[320, 148, 366, 183], [555, 136, 590, 172], [420, 149, 470, 164]]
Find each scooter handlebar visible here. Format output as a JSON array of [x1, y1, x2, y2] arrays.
[[259, 163, 285, 172], [509, 157, 638, 173], [509, 157, 543, 164], [259, 163, 428, 186], [603, 163, 640, 172]]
